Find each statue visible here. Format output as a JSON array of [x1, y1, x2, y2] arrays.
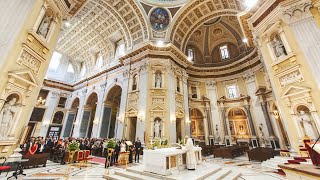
[[272, 37, 286, 58], [298, 111, 317, 140], [155, 72, 162, 88], [154, 120, 161, 138], [259, 124, 266, 146], [215, 125, 220, 143], [37, 13, 52, 38], [0, 98, 19, 138], [185, 138, 197, 170]]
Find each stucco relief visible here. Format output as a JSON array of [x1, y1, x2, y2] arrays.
[[278, 68, 304, 88], [17, 49, 42, 74]]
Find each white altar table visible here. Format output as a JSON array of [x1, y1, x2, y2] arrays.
[[143, 147, 202, 175]]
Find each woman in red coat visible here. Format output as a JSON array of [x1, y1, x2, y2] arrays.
[[26, 141, 38, 156]]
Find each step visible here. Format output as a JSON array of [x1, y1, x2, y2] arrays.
[[126, 168, 175, 180], [196, 166, 222, 180], [205, 169, 231, 180], [115, 170, 159, 180], [104, 174, 132, 180], [222, 171, 241, 180]]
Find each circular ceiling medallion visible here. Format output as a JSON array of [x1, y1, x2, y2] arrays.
[[141, 0, 190, 7], [150, 8, 170, 31]]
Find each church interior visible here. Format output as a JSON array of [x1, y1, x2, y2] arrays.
[[1, 0, 320, 179]]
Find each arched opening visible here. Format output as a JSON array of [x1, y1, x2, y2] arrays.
[[295, 105, 319, 140], [153, 117, 163, 139], [63, 98, 79, 137], [228, 108, 250, 140], [190, 108, 205, 142], [101, 85, 122, 138], [79, 93, 98, 138]]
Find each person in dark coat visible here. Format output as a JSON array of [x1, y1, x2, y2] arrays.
[[113, 141, 120, 163], [134, 138, 142, 163]]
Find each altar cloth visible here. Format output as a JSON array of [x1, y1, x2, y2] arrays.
[[143, 147, 202, 175]]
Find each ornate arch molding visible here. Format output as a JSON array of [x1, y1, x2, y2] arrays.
[[168, 0, 242, 51]]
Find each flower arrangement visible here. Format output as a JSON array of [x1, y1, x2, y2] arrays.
[[152, 140, 161, 149], [68, 141, 80, 151], [106, 139, 116, 149]]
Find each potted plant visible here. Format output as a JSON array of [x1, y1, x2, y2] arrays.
[[68, 141, 80, 152], [105, 139, 116, 166]]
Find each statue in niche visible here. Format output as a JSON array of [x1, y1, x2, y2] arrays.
[[37, 12, 53, 38], [0, 97, 20, 138], [155, 72, 162, 88], [272, 36, 287, 58], [298, 111, 317, 140], [132, 75, 137, 91], [154, 120, 161, 138], [259, 124, 266, 146], [215, 125, 220, 143]]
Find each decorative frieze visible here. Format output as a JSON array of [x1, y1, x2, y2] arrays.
[[276, 66, 304, 88], [17, 45, 45, 74], [152, 97, 165, 105], [282, 1, 312, 24]]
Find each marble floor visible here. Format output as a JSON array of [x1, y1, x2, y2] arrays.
[[0, 155, 286, 180]]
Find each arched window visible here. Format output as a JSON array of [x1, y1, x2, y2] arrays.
[[80, 63, 86, 77], [132, 74, 137, 91], [220, 45, 230, 60], [48, 51, 62, 72], [155, 71, 162, 88], [67, 63, 75, 73], [96, 55, 103, 69], [187, 48, 195, 60]]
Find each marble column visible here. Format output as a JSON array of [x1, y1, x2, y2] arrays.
[[219, 107, 228, 137], [38, 91, 60, 137], [168, 65, 176, 144], [182, 73, 191, 137], [206, 81, 220, 137], [136, 62, 148, 144], [117, 74, 129, 140], [282, 1, 320, 87], [243, 72, 266, 137], [72, 89, 87, 137], [260, 101, 275, 137], [91, 88, 104, 138], [244, 105, 257, 136]]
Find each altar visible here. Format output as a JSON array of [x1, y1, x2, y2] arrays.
[[143, 147, 202, 175]]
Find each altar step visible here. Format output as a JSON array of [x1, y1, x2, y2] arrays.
[[106, 166, 240, 180]]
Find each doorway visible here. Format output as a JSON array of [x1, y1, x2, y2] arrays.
[[176, 118, 182, 142], [128, 117, 137, 142]]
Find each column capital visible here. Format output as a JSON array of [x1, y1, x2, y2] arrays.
[[281, 0, 313, 24], [205, 81, 217, 89], [243, 71, 255, 83]]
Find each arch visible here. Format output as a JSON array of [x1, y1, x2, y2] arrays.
[[71, 97, 80, 109], [100, 85, 123, 138], [227, 107, 250, 139], [190, 108, 205, 141], [85, 92, 98, 107], [52, 111, 64, 124], [168, 0, 242, 51], [295, 104, 311, 114]]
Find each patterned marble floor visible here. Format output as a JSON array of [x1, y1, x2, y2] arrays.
[[0, 155, 286, 180]]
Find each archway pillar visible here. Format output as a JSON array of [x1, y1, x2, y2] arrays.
[[38, 90, 60, 137], [91, 89, 105, 138], [73, 89, 88, 137]]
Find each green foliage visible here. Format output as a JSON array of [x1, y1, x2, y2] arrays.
[[106, 139, 116, 149], [68, 141, 80, 151]]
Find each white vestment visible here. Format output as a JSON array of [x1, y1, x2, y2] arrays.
[[185, 138, 197, 170]]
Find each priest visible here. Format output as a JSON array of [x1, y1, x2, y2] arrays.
[[185, 138, 197, 170]]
